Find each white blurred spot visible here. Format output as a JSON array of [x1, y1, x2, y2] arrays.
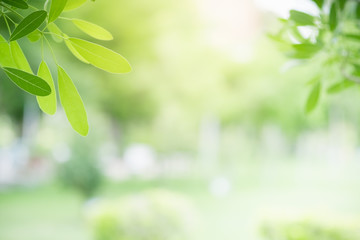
[[209, 176, 232, 198]]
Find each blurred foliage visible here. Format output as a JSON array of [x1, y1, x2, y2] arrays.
[[271, 0, 360, 113], [57, 140, 102, 198], [260, 219, 360, 240], [87, 190, 199, 240]]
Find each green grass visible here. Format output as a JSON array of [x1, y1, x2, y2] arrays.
[[1, 162, 360, 240]]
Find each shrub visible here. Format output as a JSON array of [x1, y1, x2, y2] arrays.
[[86, 190, 199, 240], [260, 219, 360, 240]]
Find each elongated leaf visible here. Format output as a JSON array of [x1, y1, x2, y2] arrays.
[[64, 0, 86, 11], [2, 67, 51, 96], [10, 10, 47, 41], [288, 43, 322, 59], [27, 29, 42, 42], [337, 0, 346, 11], [37, 61, 57, 115], [290, 10, 314, 26], [329, 3, 337, 31], [0, 35, 16, 68], [64, 36, 89, 63], [47, 22, 63, 42], [49, 0, 68, 23], [72, 19, 113, 40], [327, 80, 355, 94], [306, 82, 321, 113], [2, 0, 28, 9], [356, 3, 360, 19], [289, 26, 306, 43], [69, 38, 131, 73], [10, 41, 32, 73], [311, 0, 324, 9], [58, 66, 88, 136]]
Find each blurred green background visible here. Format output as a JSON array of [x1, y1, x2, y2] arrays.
[[2, 0, 360, 240]]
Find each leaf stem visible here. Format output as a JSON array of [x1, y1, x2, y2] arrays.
[[3, 14, 11, 36], [44, 35, 59, 65], [0, 3, 23, 18]]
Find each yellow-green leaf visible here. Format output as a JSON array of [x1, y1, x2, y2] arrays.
[[72, 19, 113, 41], [64, 36, 89, 63], [37, 61, 57, 115], [64, 0, 87, 11], [69, 38, 131, 73], [49, 0, 68, 23], [10, 41, 32, 73], [58, 66, 89, 136], [47, 22, 63, 42], [2, 67, 51, 96], [0, 35, 16, 68], [27, 29, 42, 42], [306, 82, 321, 113]]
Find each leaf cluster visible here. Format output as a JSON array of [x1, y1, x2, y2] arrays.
[[0, 0, 131, 135], [270, 0, 360, 113]]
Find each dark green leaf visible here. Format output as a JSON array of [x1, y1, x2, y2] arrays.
[[49, 0, 68, 23], [1, 0, 28, 9], [2, 67, 51, 96], [337, 0, 346, 11], [329, 3, 338, 31], [356, 3, 360, 19], [10, 10, 47, 41], [290, 10, 315, 26], [306, 82, 321, 113], [311, 0, 324, 9]]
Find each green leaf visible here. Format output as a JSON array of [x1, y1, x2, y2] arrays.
[[329, 3, 338, 31], [0, 35, 16, 68], [10, 41, 32, 73], [47, 22, 63, 42], [306, 82, 321, 113], [72, 19, 113, 40], [311, 0, 324, 9], [27, 29, 42, 42], [327, 80, 355, 94], [356, 3, 360, 19], [292, 43, 322, 54], [10, 10, 47, 41], [64, 0, 86, 11], [57, 66, 88, 136], [343, 34, 360, 41], [36, 61, 57, 115], [48, 0, 68, 23], [64, 35, 89, 63], [69, 38, 131, 73], [289, 26, 306, 43], [290, 10, 315, 26], [2, 67, 51, 96], [2, 0, 28, 9], [337, 0, 346, 11], [288, 44, 322, 59]]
